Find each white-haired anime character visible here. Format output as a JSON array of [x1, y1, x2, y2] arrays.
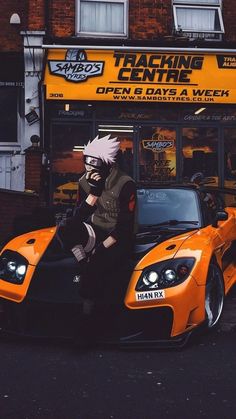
[[57, 134, 136, 318]]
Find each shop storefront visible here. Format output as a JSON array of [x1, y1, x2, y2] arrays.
[[43, 47, 236, 211]]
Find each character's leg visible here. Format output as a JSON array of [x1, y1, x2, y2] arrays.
[[75, 243, 132, 345], [78, 242, 126, 299]]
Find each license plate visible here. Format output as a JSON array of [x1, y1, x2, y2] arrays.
[[135, 290, 165, 301]]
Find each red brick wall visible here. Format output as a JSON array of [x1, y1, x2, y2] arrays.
[[48, 0, 172, 39], [129, 0, 172, 40], [49, 0, 75, 37], [45, 0, 236, 42], [0, 0, 28, 51], [27, 0, 45, 31], [49, 0, 172, 39], [1, 1, 236, 47], [0, 190, 40, 245], [223, 0, 236, 41], [25, 147, 44, 194]]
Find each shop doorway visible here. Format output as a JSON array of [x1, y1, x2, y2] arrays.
[[96, 124, 134, 178]]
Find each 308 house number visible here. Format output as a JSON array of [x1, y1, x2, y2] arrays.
[[49, 93, 64, 98]]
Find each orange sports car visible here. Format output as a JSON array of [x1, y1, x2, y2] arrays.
[[0, 184, 236, 347]]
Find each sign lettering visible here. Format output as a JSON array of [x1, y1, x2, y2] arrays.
[[45, 50, 236, 103]]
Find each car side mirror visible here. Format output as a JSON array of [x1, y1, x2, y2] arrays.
[[212, 210, 228, 228]]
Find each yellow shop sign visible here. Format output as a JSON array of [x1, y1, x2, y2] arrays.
[[44, 49, 236, 103]]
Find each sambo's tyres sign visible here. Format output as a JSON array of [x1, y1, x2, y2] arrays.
[[45, 49, 236, 103]]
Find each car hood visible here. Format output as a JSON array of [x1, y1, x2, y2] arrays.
[[1, 227, 57, 266], [1, 226, 198, 269], [133, 227, 198, 270]]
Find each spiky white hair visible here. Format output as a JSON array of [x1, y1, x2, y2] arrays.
[[83, 134, 120, 164]]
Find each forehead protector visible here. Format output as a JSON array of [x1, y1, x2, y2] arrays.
[[84, 155, 103, 168]]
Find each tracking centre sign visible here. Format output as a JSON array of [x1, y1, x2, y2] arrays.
[[45, 49, 236, 103]]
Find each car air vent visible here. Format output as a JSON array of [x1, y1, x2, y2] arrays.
[[166, 244, 176, 250], [26, 239, 35, 244]]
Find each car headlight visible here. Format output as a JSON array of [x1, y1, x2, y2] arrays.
[[143, 271, 159, 286], [0, 250, 28, 284], [136, 258, 195, 291]]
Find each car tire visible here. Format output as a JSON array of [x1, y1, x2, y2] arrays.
[[205, 263, 224, 329]]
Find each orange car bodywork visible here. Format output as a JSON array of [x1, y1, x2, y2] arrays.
[[0, 228, 56, 302], [125, 206, 236, 337]]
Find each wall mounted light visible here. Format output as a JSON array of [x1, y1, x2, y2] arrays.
[[9, 13, 21, 25], [194, 107, 206, 115], [25, 110, 39, 125], [73, 146, 85, 152], [30, 135, 40, 147]]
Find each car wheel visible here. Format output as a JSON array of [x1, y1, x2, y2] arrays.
[[205, 263, 224, 329]]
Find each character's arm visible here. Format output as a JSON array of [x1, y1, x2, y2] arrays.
[[74, 169, 105, 217], [57, 171, 104, 250]]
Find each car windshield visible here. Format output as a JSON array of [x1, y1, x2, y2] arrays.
[[137, 188, 200, 227]]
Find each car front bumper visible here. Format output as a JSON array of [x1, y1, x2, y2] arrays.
[[124, 271, 206, 338], [0, 259, 205, 347]]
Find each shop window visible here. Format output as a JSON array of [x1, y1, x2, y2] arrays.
[[0, 88, 17, 143], [173, 0, 224, 40], [139, 126, 177, 183], [182, 127, 218, 185], [76, 0, 128, 37], [224, 128, 236, 191], [51, 123, 92, 212]]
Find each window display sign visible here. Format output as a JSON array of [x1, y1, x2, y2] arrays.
[[45, 49, 236, 103], [139, 126, 176, 182]]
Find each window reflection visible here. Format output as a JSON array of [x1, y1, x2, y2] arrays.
[[51, 124, 91, 209], [224, 128, 236, 190], [138, 188, 199, 225], [182, 126, 218, 185]]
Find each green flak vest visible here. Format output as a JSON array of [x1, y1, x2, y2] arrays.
[[79, 166, 135, 232]]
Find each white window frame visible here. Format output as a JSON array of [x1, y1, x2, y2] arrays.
[[174, 0, 220, 4], [76, 0, 128, 38], [173, 1, 224, 34]]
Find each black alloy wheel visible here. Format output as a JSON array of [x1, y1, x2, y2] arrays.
[[205, 263, 224, 329]]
